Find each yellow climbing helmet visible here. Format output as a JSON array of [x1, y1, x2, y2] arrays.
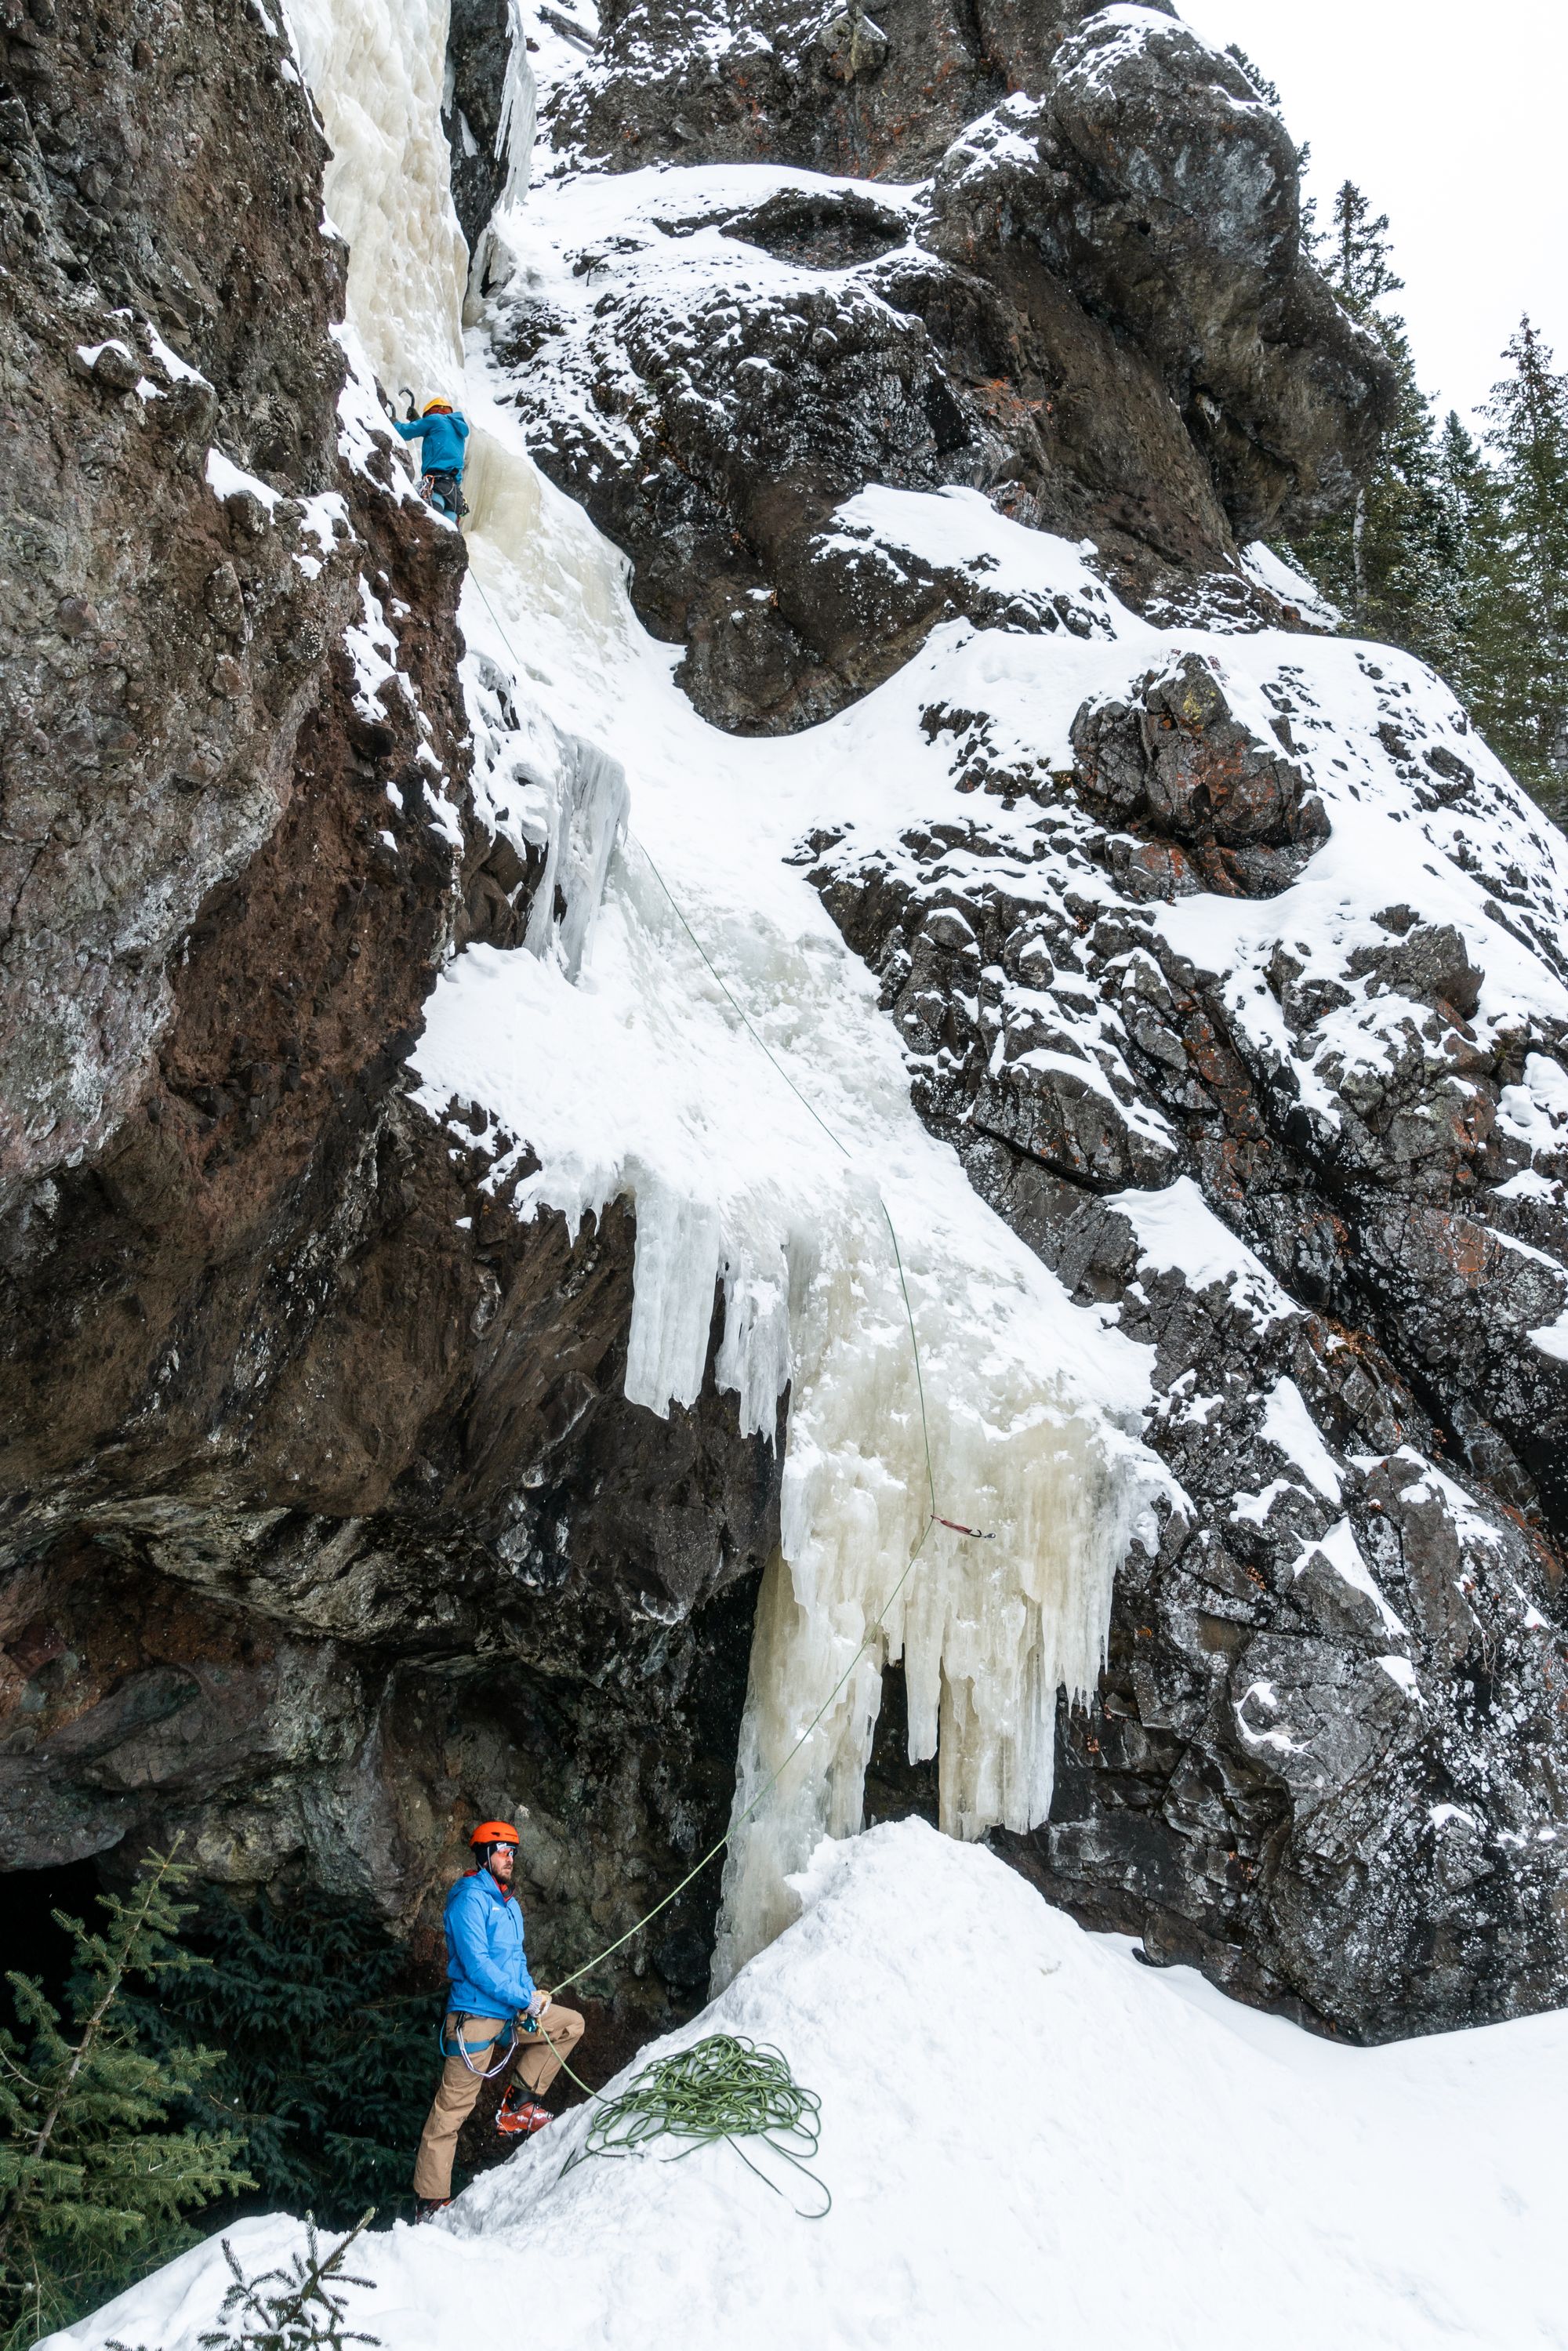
[[422, 397, 454, 415]]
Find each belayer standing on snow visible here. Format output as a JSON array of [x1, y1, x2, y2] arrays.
[[396, 394, 470, 522], [412, 1820, 586, 2222]]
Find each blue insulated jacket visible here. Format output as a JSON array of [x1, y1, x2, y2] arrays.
[[397, 409, 470, 475], [443, 1867, 536, 2021]]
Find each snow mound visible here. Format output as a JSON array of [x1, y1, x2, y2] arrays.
[[51, 1819, 1568, 2351], [1240, 537, 1345, 627]]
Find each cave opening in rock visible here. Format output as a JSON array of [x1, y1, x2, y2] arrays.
[[1, 1856, 104, 2029]]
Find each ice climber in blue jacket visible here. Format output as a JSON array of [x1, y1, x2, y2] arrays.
[[396, 396, 470, 521], [412, 1819, 586, 2220]]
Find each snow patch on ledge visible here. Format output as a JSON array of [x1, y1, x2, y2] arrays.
[[1240, 538, 1344, 626], [1107, 1176, 1295, 1328], [1528, 1308, 1568, 1362], [1258, 1376, 1343, 1501], [1297, 1517, 1409, 1640], [205, 445, 282, 512]]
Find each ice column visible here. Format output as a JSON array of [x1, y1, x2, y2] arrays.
[[287, 0, 467, 394], [710, 1214, 1145, 1986]]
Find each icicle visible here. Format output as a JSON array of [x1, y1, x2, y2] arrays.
[[624, 1179, 724, 1417], [523, 736, 630, 981], [494, 0, 537, 213], [715, 1250, 793, 1443]]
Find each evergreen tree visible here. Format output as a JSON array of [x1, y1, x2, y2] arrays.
[[1285, 183, 1460, 671], [128, 1891, 438, 2231], [1323, 179, 1403, 314], [1476, 318, 1568, 811], [1225, 42, 1281, 109], [1429, 408, 1508, 711], [0, 1849, 251, 2348], [1239, 161, 1568, 823], [107, 2212, 381, 2351]]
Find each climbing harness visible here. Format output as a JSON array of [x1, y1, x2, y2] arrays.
[[563, 2034, 829, 2219], [439, 2013, 519, 2079], [423, 470, 468, 521]]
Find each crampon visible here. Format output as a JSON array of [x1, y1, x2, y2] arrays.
[[495, 2086, 553, 2139]]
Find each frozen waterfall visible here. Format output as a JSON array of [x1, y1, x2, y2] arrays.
[[285, 0, 1162, 1980]]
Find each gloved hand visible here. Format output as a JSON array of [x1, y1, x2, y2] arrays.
[[527, 1989, 551, 2019]]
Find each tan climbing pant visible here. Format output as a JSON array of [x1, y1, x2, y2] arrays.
[[412, 2005, 586, 2200]]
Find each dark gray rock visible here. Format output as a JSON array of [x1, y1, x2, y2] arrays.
[[444, 0, 528, 257], [550, 0, 1133, 180], [1069, 655, 1329, 897], [927, 19, 1389, 537], [498, 2, 1389, 731]]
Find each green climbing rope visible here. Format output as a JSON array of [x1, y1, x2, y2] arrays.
[[561, 2034, 829, 2219]]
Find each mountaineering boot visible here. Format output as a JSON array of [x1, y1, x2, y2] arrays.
[[495, 2084, 553, 2139], [414, 2197, 452, 2224]]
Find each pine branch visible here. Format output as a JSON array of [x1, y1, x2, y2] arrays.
[[0, 1847, 188, 2266]]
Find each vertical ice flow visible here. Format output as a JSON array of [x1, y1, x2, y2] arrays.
[[522, 738, 630, 982], [291, 0, 1160, 1983], [286, 0, 467, 396]]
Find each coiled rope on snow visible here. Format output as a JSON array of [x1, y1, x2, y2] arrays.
[[561, 2034, 829, 2218]]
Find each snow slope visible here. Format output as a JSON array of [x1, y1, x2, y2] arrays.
[[49, 1819, 1568, 2351]]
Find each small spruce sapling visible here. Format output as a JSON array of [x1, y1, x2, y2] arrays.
[[107, 2211, 380, 2351], [0, 1845, 252, 2348]]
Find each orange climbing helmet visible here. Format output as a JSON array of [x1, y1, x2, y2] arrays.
[[469, 1819, 519, 1848]]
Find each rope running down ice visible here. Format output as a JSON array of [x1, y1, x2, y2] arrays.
[[464, 566, 989, 2009]]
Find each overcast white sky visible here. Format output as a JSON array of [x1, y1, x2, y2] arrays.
[[1178, 0, 1568, 430]]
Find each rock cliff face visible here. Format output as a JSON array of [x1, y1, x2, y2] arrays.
[[2, 0, 1566, 2057], [513, 8, 1388, 731], [807, 645, 1568, 2034], [0, 0, 770, 2045]]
